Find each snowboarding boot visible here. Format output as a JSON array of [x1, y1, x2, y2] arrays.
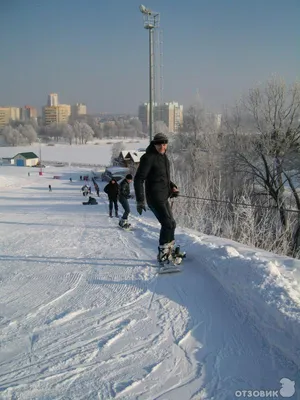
[[119, 218, 131, 229], [115, 212, 119, 218], [157, 244, 172, 264], [166, 240, 186, 264], [109, 212, 113, 218], [172, 245, 186, 258], [157, 243, 181, 273]]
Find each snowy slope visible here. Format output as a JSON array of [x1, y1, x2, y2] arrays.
[[0, 165, 299, 400]]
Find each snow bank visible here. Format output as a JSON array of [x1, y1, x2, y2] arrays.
[[189, 233, 300, 368]]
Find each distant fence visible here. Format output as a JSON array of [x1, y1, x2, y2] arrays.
[[43, 160, 108, 168]]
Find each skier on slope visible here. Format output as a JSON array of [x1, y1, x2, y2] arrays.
[[134, 133, 184, 264], [104, 178, 119, 218], [118, 174, 133, 228]]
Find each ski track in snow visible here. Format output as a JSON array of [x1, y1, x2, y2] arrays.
[[0, 172, 298, 400]]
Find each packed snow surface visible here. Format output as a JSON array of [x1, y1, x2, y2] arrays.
[[0, 143, 299, 399]]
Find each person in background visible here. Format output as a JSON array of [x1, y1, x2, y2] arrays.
[[48, 184, 52, 192], [104, 178, 119, 218], [94, 183, 100, 197], [81, 185, 89, 196], [118, 174, 133, 228]]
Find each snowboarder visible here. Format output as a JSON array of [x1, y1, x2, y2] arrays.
[[104, 178, 119, 218], [134, 133, 184, 267], [48, 184, 52, 192], [118, 174, 133, 228]]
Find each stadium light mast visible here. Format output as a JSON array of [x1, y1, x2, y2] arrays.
[[139, 4, 160, 143]]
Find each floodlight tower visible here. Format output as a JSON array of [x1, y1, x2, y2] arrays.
[[139, 5, 160, 143]]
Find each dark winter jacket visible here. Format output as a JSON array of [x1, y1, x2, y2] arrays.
[[83, 196, 98, 205], [134, 142, 176, 204], [119, 178, 131, 200], [104, 180, 119, 200]]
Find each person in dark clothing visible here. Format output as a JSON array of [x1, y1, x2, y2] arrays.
[[134, 133, 180, 262], [48, 184, 52, 192], [118, 174, 133, 228], [104, 178, 119, 217], [94, 183, 100, 197], [82, 196, 98, 205]]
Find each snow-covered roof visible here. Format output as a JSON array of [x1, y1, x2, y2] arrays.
[[120, 150, 129, 158], [14, 152, 38, 159], [120, 150, 145, 163]]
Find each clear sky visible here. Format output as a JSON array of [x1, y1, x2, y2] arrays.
[[0, 0, 299, 115]]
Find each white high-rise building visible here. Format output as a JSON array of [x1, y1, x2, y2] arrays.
[[47, 93, 58, 107], [154, 102, 183, 133]]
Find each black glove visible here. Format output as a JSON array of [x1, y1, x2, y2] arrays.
[[137, 201, 146, 215], [170, 191, 179, 198]]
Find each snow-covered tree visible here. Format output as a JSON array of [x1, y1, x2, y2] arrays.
[[129, 119, 143, 133], [2, 126, 22, 146], [221, 77, 300, 254], [111, 142, 126, 165], [19, 125, 37, 145], [154, 121, 168, 134], [73, 121, 94, 144], [61, 123, 75, 145]]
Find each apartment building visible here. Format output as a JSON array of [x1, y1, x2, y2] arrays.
[[154, 102, 183, 133], [138, 102, 158, 132], [47, 93, 59, 107], [71, 103, 87, 117], [21, 106, 38, 121], [0, 108, 10, 127], [43, 104, 71, 125], [0, 107, 23, 127]]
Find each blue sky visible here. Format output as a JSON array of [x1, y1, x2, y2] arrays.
[[0, 0, 299, 115]]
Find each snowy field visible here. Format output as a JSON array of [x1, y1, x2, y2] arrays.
[[0, 139, 149, 166], [0, 144, 300, 399]]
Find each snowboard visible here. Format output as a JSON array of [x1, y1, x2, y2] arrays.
[[158, 264, 182, 274], [157, 252, 186, 274], [118, 224, 134, 231]]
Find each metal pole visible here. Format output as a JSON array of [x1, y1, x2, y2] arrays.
[[39, 138, 43, 176], [140, 6, 160, 142], [149, 26, 154, 143]]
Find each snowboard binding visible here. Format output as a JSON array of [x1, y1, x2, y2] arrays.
[[157, 243, 186, 268]]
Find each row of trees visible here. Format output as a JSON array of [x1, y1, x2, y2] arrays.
[[0, 118, 147, 146], [1, 124, 38, 146], [170, 77, 300, 258]]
